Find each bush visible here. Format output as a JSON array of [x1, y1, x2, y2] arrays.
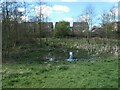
[[53, 21, 71, 38]]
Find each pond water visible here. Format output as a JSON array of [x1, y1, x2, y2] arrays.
[[43, 44, 119, 61], [66, 51, 96, 61], [44, 48, 90, 61]]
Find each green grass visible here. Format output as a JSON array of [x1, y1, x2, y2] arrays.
[[3, 56, 118, 88]]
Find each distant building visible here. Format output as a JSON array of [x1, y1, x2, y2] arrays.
[[91, 26, 102, 32], [73, 22, 89, 32], [20, 22, 53, 33], [55, 22, 58, 28], [70, 27, 73, 31], [20, 22, 38, 33], [41, 22, 53, 31], [102, 21, 120, 32], [112, 21, 120, 32]]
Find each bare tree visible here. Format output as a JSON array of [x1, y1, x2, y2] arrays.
[[110, 6, 117, 22], [0, 1, 2, 65], [2, 1, 11, 60], [119, 1, 120, 21], [101, 9, 115, 37], [36, 0, 48, 46], [83, 5, 95, 58], [2, 1, 24, 61], [84, 5, 95, 30]]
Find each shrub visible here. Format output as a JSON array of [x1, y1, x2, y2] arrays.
[[53, 21, 71, 38]]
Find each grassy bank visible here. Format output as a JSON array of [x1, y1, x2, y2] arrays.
[[3, 38, 119, 63]]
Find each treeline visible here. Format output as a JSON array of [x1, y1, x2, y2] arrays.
[[2, 19, 119, 49]]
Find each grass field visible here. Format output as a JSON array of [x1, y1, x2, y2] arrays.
[[2, 38, 119, 88], [2, 56, 118, 88]]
